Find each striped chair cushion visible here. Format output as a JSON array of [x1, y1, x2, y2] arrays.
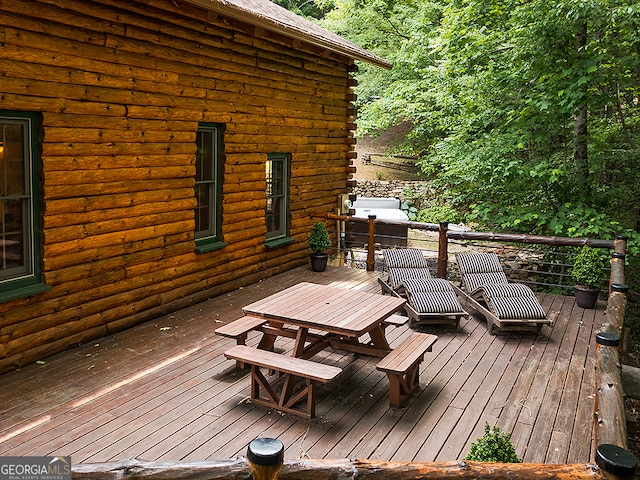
[[456, 253, 503, 275], [481, 283, 546, 320], [384, 248, 429, 269], [401, 279, 465, 314], [464, 272, 509, 293], [482, 283, 538, 299], [401, 278, 452, 293], [407, 291, 465, 314], [487, 295, 547, 320], [388, 267, 433, 288]]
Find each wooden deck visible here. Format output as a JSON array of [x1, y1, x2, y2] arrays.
[[0, 265, 603, 465]]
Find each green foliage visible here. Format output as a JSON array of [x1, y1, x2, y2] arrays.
[[570, 245, 607, 288], [308, 222, 331, 254], [464, 423, 522, 463], [416, 204, 461, 224], [401, 200, 419, 221], [314, 0, 640, 244]]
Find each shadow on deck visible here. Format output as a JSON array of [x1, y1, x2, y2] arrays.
[[0, 265, 603, 465]]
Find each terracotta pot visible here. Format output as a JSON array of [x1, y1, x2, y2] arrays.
[[310, 254, 328, 272], [574, 285, 599, 309]]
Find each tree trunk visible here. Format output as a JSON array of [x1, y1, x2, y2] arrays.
[[573, 19, 589, 197]]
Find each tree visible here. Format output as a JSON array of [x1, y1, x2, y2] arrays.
[[317, 0, 640, 239]]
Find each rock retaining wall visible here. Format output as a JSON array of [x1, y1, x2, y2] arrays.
[[351, 180, 435, 202]]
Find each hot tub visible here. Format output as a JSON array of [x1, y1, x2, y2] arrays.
[[347, 197, 409, 247]]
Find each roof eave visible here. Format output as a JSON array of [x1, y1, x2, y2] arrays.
[[183, 0, 393, 70]]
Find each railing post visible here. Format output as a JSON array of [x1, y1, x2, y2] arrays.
[[247, 437, 284, 480], [595, 332, 628, 449], [437, 222, 449, 279], [610, 236, 627, 288], [367, 215, 376, 271]]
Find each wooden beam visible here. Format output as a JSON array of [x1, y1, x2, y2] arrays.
[[71, 458, 613, 480]]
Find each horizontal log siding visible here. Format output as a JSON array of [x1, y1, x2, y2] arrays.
[[0, 0, 355, 372]]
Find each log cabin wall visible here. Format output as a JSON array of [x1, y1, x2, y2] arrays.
[[0, 0, 357, 373]]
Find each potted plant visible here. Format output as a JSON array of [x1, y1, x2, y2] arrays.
[[308, 222, 331, 272], [571, 245, 606, 309]]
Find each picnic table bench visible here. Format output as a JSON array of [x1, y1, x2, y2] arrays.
[[224, 345, 342, 418], [214, 315, 267, 345], [377, 332, 438, 407]]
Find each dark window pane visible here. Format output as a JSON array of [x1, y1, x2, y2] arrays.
[[265, 155, 288, 239], [194, 124, 221, 240]]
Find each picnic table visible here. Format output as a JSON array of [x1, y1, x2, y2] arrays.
[[218, 282, 436, 416], [242, 282, 407, 359]]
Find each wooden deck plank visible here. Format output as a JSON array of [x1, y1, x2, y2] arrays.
[[414, 326, 521, 461], [526, 297, 587, 463], [0, 265, 605, 465], [358, 316, 487, 461], [368, 315, 491, 460], [434, 335, 521, 461], [567, 305, 599, 464]]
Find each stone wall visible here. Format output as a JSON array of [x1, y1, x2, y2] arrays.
[[351, 180, 435, 201]]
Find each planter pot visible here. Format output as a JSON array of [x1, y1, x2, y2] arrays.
[[310, 254, 329, 272], [574, 285, 599, 309]]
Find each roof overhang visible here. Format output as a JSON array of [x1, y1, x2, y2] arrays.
[[182, 0, 392, 69]]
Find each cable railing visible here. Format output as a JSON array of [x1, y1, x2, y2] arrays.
[[317, 213, 615, 295]]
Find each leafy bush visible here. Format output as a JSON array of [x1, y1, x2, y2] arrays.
[[308, 222, 331, 254], [571, 245, 606, 288], [416, 204, 461, 224], [401, 201, 419, 221], [464, 423, 521, 463]]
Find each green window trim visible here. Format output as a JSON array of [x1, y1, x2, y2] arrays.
[[195, 123, 225, 252], [265, 153, 291, 245], [0, 111, 49, 302], [265, 236, 295, 249]]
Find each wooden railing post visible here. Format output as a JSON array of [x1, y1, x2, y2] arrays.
[[438, 222, 449, 279], [610, 236, 627, 288], [595, 332, 628, 449], [367, 215, 376, 271], [247, 437, 284, 480]]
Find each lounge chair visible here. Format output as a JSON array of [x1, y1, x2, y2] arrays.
[[453, 252, 554, 335], [378, 248, 467, 327]]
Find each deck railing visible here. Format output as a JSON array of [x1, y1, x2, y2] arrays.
[[70, 216, 635, 479]]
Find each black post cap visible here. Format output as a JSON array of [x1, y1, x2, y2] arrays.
[[611, 283, 629, 293], [596, 444, 637, 478], [596, 332, 620, 347], [247, 438, 284, 467]]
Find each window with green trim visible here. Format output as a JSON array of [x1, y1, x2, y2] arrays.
[[0, 111, 50, 302], [265, 153, 292, 247], [194, 123, 225, 252]]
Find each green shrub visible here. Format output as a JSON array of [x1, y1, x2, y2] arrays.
[[308, 222, 331, 254], [464, 423, 521, 463], [416, 204, 461, 224], [570, 245, 606, 288]]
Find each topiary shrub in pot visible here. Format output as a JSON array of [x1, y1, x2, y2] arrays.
[[570, 245, 606, 309], [464, 422, 521, 463], [308, 222, 331, 272]]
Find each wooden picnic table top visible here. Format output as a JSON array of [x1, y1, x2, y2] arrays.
[[242, 282, 406, 337]]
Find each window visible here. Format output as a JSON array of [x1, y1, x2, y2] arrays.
[[0, 112, 49, 302], [265, 153, 293, 247], [194, 123, 225, 252]]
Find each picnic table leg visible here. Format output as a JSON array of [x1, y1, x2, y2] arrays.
[[258, 321, 283, 351], [368, 324, 391, 351], [293, 327, 309, 357]]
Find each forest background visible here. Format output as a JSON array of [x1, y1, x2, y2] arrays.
[[277, 0, 640, 359]]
